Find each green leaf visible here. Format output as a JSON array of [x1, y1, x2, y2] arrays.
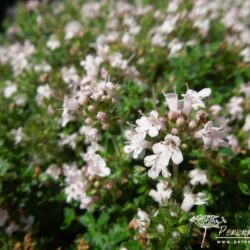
[[97, 212, 110, 227], [62, 207, 76, 229], [239, 182, 250, 195], [177, 225, 189, 234]]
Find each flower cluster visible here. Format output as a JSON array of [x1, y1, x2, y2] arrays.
[[0, 0, 250, 249]]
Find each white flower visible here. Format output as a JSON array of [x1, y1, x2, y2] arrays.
[[59, 133, 78, 149], [209, 105, 222, 116], [164, 88, 211, 115], [195, 121, 228, 150], [81, 2, 102, 20], [61, 96, 79, 127], [168, 1, 179, 13], [95, 80, 120, 100], [181, 186, 208, 212], [193, 19, 210, 36], [149, 181, 172, 205], [168, 39, 183, 55], [61, 66, 80, 86], [182, 88, 211, 110], [80, 55, 102, 82], [82, 146, 110, 177], [188, 169, 208, 185], [243, 115, 250, 132], [227, 134, 239, 152], [63, 162, 91, 209], [135, 110, 165, 137], [164, 93, 180, 113], [22, 215, 34, 232], [4, 81, 17, 98], [161, 16, 178, 34], [144, 134, 183, 179], [241, 83, 250, 97], [10, 127, 25, 144], [8, 40, 35, 76], [136, 209, 150, 234], [156, 224, 165, 233], [124, 132, 152, 159], [6, 221, 20, 236], [227, 96, 243, 120], [34, 62, 51, 72], [14, 94, 26, 106], [240, 47, 250, 63], [0, 208, 9, 227], [151, 33, 166, 47], [109, 52, 128, 70], [47, 35, 61, 50], [36, 84, 53, 105], [64, 21, 81, 40], [46, 164, 61, 180], [79, 126, 100, 143]]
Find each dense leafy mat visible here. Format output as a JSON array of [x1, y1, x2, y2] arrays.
[[0, 0, 249, 249]]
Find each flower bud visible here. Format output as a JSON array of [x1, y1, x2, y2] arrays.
[[172, 231, 180, 239], [171, 128, 178, 134], [188, 120, 197, 129], [78, 95, 88, 105], [159, 117, 166, 123], [88, 105, 95, 112], [101, 95, 108, 101], [70, 47, 78, 55], [156, 224, 164, 233], [102, 123, 110, 130], [85, 117, 92, 125], [88, 175, 95, 182], [105, 181, 113, 189], [96, 111, 106, 121], [39, 74, 48, 82], [176, 117, 185, 127], [94, 181, 100, 188], [47, 105, 54, 115], [168, 111, 176, 120]]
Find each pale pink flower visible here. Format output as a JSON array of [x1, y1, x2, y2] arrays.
[[188, 169, 208, 185], [195, 121, 228, 150], [227, 135, 239, 152], [4, 81, 17, 98], [243, 115, 250, 132], [135, 110, 165, 137], [64, 21, 81, 40], [136, 209, 150, 234], [46, 164, 61, 180], [124, 132, 152, 159], [181, 186, 208, 212], [82, 146, 110, 177], [227, 96, 243, 120], [149, 181, 172, 205], [144, 135, 183, 179]]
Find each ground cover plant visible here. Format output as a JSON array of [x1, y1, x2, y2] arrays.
[[0, 0, 250, 249]]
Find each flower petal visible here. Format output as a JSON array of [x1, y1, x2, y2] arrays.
[[148, 127, 159, 137], [148, 165, 161, 179], [171, 149, 183, 165], [199, 88, 211, 98]]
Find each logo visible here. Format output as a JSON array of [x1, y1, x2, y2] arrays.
[[190, 215, 226, 248], [190, 215, 250, 248]]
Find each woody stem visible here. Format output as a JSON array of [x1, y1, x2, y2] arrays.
[[173, 164, 178, 187]]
